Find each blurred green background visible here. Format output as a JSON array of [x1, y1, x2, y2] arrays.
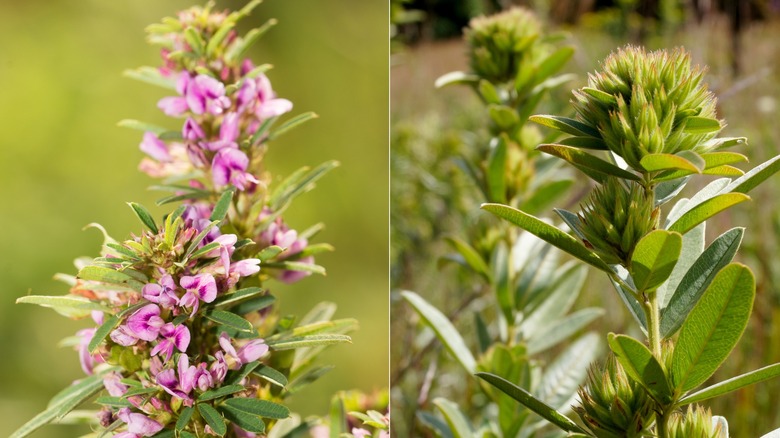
[[0, 1, 388, 436]]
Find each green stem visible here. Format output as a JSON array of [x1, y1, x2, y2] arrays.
[[644, 290, 662, 357]]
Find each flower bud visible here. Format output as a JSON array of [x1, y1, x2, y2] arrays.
[[574, 355, 655, 437], [465, 8, 543, 83], [578, 178, 658, 266], [666, 405, 727, 438], [572, 46, 721, 171]]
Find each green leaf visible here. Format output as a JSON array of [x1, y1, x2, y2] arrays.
[[262, 261, 326, 276], [580, 86, 617, 105], [434, 71, 479, 88], [725, 154, 780, 194], [187, 241, 221, 260], [95, 396, 133, 408], [445, 237, 490, 280], [481, 203, 612, 273], [182, 220, 220, 260], [520, 264, 587, 339], [212, 287, 267, 309], [418, 412, 455, 438], [432, 398, 473, 438], [269, 111, 318, 140], [206, 21, 236, 55], [557, 135, 609, 150], [77, 266, 143, 291], [270, 160, 339, 210], [226, 19, 277, 62], [266, 334, 351, 350], [520, 180, 574, 215], [535, 333, 601, 410], [198, 384, 244, 401], [183, 27, 205, 54], [401, 291, 476, 373], [210, 187, 236, 222], [671, 263, 755, 391], [630, 230, 683, 293], [534, 46, 574, 83], [231, 295, 276, 316], [657, 223, 705, 309], [703, 165, 743, 176], [667, 192, 751, 234], [486, 135, 508, 202], [197, 404, 226, 436], [491, 242, 512, 321], [122, 67, 176, 90], [529, 115, 601, 138], [329, 394, 346, 437], [10, 374, 105, 438], [700, 151, 748, 169], [475, 372, 586, 434], [527, 308, 604, 355], [537, 144, 640, 183], [683, 116, 721, 133], [640, 153, 702, 174], [680, 363, 780, 405], [477, 79, 501, 104], [489, 105, 519, 131], [219, 405, 266, 433], [16, 294, 110, 318], [127, 202, 158, 233], [223, 398, 290, 419], [88, 315, 120, 352], [661, 228, 743, 338], [205, 310, 254, 333], [257, 245, 284, 261], [117, 119, 167, 134], [655, 177, 691, 206], [225, 361, 261, 386], [608, 334, 672, 403], [176, 406, 194, 431], [252, 364, 288, 388]]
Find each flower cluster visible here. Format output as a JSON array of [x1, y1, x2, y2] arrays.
[[15, 3, 347, 438]]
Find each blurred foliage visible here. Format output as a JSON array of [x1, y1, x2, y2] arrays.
[[0, 1, 388, 437], [392, 4, 780, 437]]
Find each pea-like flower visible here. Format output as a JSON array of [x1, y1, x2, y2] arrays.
[[151, 323, 191, 362], [212, 148, 258, 190], [142, 275, 179, 309], [114, 408, 164, 438], [126, 304, 165, 342]]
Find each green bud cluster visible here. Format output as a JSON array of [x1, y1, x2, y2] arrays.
[[666, 406, 726, 438], [465, 8, 544, 83], [578, 178, 658, 265], [574, 355, 655, 438], [572, 46, 720, 170]]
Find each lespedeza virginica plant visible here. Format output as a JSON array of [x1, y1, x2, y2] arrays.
[[479, 45, 780, 437], [13, 2, 361, 437]]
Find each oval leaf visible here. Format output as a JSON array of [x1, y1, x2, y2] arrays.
[[630, 230, 682, 293], [222, 397, 290, 419], [608, 333, 672, 403], [197, 403, 226, 436], [666, 193, 750, 234], [640, 153, 702, 173], [683, 116, 721, 134], [671, 263, 755, 392]]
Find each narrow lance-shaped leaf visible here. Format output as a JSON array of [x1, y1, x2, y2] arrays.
[[529, 115, 601, 138], [127, 202, 158, 233], [640, 153, 702, 174], [475, 372, 586, 434], [534, 46, 574, 84], [432, 398, 474, 438], [724, 154, 780, 194], [16, 295, 111, 317], [661, 227, 744, 338], [197, 403, 226, 436], [671, 263, 755, 392], [666, 193, 750, 234], [481, 203, 612, 274], [535, 332, 601, 411], [445, 237, 490, 280], [537, 144, 641, 183], [486, 135, 508, 202], [680, 363, 780, 406], [210, 187, 236, 222], [268, 111, 318, 140], [527, 308, 604, 355], [401, 291, 476, 374], [608, 334, 672, 403], [630, 230, 682, 293]]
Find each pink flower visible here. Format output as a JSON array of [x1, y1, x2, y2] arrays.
[[157, 72, 192, 116], [126, 304, 165, 342], [212, 148, 258, 190], [139, 133, 171, 162], [179, 273, 217, 315], [151, 323, 191, 362], [111, 324, 139, 347], [116, 408, 164, 437], [219, 332, 268, 368], [236, 72, 293, 120], [76, 328, 104, 375], [182, 117, 206, 141], [185, 74, 231, 115], [205, 112, 240, 151], [103, 372, 129, 397], [142, 275, 179, 309]]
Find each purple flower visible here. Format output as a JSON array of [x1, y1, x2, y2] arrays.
[[157, 354, 194, 402], [212, 148, 258, 190], [209, 351, 228, 383], [227, 259, 261, 287], [127, 304, 165, 342], [103, 372, 129, 397], [258, 215, 313, 284], [151, 323, 191, 362], [352, 428, 372, 438], [219, 332, 268, 368], [207, 234, 237, 274], [179, 273, 217, 315], [205, 112, 240, 151], [142, 275, 179, 309], [182, 117, 206, 141], [76, 328, 104, 375], [157, 72, 192, 116], [139, 133, 171, 162], [186, 74, 231, 115], [111, 324, 139, 347], [280, 256, 314, 284], [116, 408, 164, 437], [236, 73, 293, 120]]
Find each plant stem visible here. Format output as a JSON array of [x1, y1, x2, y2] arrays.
[[644, 290, 662, 357]]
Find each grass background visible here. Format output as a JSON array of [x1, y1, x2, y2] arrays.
[[0, 1, 388, 436]]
